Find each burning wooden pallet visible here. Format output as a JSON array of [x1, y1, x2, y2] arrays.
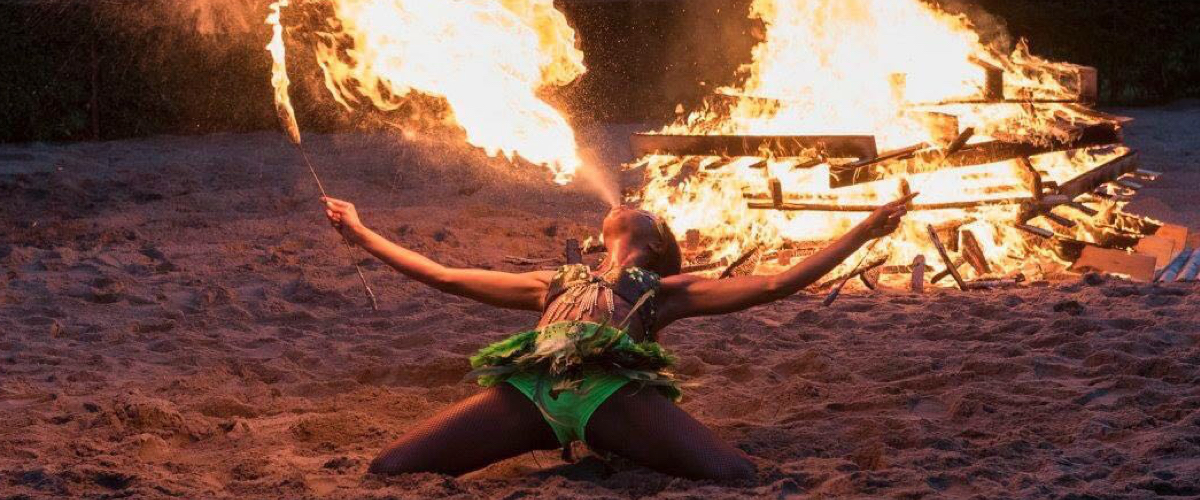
[[628, 63, 1189, 291]]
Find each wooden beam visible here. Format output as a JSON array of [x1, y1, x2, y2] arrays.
[[911, 255, 926, 293], [631, 133, 878, 160], [1064, 201, 1099, 217], [966, 275, 1026, 290], [720, 246, 761, 279], [564, 239, 583, 265], [838, 143, 929, 172], [945, 127, 976, 156], [961, 229, 992, 276], [1015, 157, 1044, 202], [1075, 66, 1099, 104], [927, 224, 968, 291], [968, 56, 1006, 102], [747, 196, 1032, 213], [768, 178, 784, 208], [1154, 223, 1189, 251], [830, 122, 1122, 188], [1054, 151, 1140, 199]]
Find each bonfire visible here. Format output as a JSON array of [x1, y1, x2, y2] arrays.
[[627, 0, 1191, 291]]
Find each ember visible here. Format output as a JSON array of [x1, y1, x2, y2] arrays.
[[629, 0, 1173, 286]]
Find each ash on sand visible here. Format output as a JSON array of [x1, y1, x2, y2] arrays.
[[1, 109, 1199, 499]]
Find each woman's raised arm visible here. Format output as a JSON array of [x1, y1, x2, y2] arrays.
[[655, 194, 914, 324], [324, 197, 552, 311]]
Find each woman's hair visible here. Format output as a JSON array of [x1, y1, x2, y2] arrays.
[[606, 208, 682, 277], [648, 219, 683, 277]]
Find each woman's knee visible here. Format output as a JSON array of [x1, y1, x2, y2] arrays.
[[367, 450, 412, 475], [368, 445, 437, 476], [694, 453, 756, 482]]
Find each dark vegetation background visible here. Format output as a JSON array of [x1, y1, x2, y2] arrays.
[[0, 0, 1197, 143]]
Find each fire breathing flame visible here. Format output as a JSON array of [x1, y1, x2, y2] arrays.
[[311, 0, 585, 183], [635, 0, 1130, 283], [265, 0, 584, 182]]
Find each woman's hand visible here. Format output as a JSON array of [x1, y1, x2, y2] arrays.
[[322, 196, 367, 243], [861, 193, 917, 239]]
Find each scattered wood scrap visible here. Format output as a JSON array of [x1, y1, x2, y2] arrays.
[[1134, 235, 1178, 270], [1070, 246, 1156, 282], [1178, 249, 1200, 282], [1156, 247, 1194, 282], [926, 224, 968, 291], [720, 246, 762, 279], [911, 255, 926, 293], [1153, 224, 1189, 253], [960, 230, 992, 276], [564, 239, 583, 265]]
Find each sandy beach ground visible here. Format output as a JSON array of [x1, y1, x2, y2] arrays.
[[1, 105, 1199, 499]]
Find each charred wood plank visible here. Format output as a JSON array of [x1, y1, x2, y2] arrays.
[[966, 274, 1025, 290], [1064, 201, 1099, 217], [838, 143, 929, 172], [768, 178, 784, 208], [927, 224, 968, 291], [1070, 246, 1156, 282], [820, 256, 888, 305], [720, 246, 761, 279], [1055, 151, 1140, 199], [830, 122, 1123, 188], [911, 255, 926, 293], [631, 133, 878, 160], [961, 230, 992, 276], [944, 127, 976, 156], [564, 239, 583, 265], [931, 258, 965, 284], [747, 197, 1032, 213]]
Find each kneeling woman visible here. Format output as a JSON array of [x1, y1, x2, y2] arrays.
[[322, 195, 911, 481]]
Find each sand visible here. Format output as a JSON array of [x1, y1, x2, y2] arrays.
[[1, 106, 1199, 499]]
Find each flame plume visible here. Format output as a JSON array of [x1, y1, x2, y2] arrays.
[[312, 0, 586, 183], [635, 0, 1134, 283]]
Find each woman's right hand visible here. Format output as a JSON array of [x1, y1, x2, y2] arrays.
[[322, 197, 367, 243], [861, 193, 917, 240]]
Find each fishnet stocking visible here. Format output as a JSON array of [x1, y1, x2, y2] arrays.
[[586, 384, 756, 481], [369, 384, 755, 481], [368, 384, 559, 476]]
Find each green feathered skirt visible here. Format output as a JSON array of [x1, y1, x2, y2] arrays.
[[469, 321, 680, 445]]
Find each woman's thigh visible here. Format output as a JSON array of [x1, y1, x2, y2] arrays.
[[369, 384, 559, 476], [585, 385, 756, 481]]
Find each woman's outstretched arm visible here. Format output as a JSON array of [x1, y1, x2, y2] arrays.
[[656, 194, 914, 323], [323, 197, 552, 311]]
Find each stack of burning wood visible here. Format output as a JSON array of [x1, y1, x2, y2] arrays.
[[627, 64, 1196, 293]]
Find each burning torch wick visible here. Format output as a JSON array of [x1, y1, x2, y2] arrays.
[[297, 142, 381, 312]]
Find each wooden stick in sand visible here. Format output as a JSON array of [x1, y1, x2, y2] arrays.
[[927, 224, 968, 291], [822, 238, 885, 307], [911, 255, 926, 293]]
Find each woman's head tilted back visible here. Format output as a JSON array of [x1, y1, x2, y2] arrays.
[[601, 207, 682, 277]]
